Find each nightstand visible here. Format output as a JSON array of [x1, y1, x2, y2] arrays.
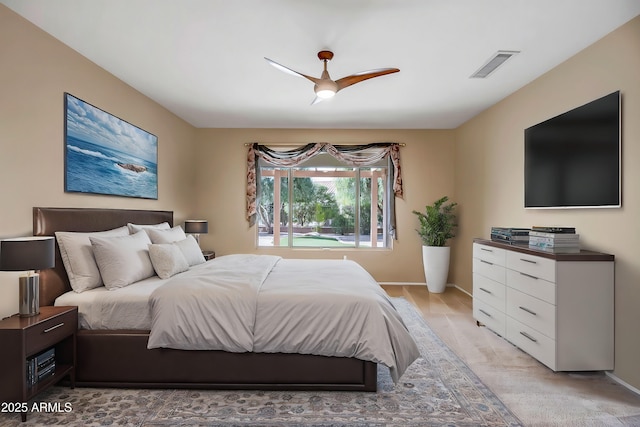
[[0, 306, 77, 422], [202, 250, 215, 261]]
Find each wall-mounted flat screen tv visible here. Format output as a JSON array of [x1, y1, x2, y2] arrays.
[[524, 91, 621, 209]]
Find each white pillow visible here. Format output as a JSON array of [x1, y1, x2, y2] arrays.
[[174, 235, 206, 266], [89, 231, 156, 290], [55, 226, 130, 293], [148, 244, 190, 279], [147, 225, 186, 244], [127, 222, 170, 234]]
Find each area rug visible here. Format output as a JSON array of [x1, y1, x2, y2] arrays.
[[0, 298, 522, 427]]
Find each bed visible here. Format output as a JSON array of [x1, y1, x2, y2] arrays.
[[34, 207, 418, 391]]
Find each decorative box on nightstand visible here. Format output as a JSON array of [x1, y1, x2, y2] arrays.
[[0, 306, 77, 422], [202, 251, 215, 261]]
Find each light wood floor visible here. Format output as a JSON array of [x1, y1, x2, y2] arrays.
[[381, 285, 640, 427]]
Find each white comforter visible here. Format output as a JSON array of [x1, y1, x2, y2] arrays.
[[147, 254, 419, 382]]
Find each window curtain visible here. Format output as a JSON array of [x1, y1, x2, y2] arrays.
[[246, 142, 403, 239]]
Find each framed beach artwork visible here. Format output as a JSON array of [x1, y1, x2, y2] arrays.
[[64, 93, 158, 199]]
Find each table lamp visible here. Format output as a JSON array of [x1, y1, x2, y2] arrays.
[[184, 220, 208, 247], [0, 236, 55, 317]]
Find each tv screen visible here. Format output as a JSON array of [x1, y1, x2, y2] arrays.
[[524, 91, 621, 208]]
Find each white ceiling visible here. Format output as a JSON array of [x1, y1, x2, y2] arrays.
[[3, 0, 640, 129]]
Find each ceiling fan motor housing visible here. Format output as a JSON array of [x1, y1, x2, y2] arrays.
[[314, 79, 338, 98]]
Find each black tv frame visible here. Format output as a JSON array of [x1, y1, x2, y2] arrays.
[[524, 91, 621, 209]]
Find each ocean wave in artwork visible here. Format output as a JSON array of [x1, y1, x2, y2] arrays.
[[68, 144, 120, 163]]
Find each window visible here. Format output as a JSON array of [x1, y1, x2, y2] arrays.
[[246, 142, 403, 249], [257, 153, 390, 248]]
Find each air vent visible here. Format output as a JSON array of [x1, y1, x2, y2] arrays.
[[470, 50, 519, 78]]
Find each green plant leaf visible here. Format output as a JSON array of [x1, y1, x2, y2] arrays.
[[412, 196, 457, 246]]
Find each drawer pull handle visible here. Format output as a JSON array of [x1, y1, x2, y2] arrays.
[[479, 287, 492, 294], [480, 259, 494, 266], [519, 306, 537, 316], [43, 323, 64, 333], [520, 258, 537, 264], [520, 272, 539, 280], [519, 331, 538, 342], [479, 309, 492, 318], [480, 248, 493, 252]]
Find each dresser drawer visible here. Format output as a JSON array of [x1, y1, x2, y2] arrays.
[[473, 298, 506, 337], [507, 317, 556, 371], [506, 269, 556, 305], [473, 257, 506, 284], [506, 251, 556, 283], [473, 243, 506, 266], [25, 309, 77, 356], [473, 273, 505, 311], [506, 287, 556, 339]]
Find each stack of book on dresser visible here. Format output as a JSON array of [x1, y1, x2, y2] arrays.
[[26, 347, 55, 387], [528, 226, 580, 253], [490, 227, 530, 244]]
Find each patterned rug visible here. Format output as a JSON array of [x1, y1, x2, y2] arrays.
[[0, 298, 522, 427]]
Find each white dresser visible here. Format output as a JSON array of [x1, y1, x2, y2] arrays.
[[472, 238, 614, 371]]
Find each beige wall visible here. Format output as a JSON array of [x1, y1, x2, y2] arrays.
[[193, 129, 455, 283], [0, 6, 197, 316], [454, 16, 640, 389]]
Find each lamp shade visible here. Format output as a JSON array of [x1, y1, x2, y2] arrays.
[[184, 220, 208, 234], [0, 236, 55, 271]]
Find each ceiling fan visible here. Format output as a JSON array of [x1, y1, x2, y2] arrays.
[[264, 50, 400, 105]]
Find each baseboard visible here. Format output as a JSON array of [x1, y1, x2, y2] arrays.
[[453, 284, 472, 297], [606, 372, 640, 396], [379, 282, 470, 296], [378, 282, 426, 286]]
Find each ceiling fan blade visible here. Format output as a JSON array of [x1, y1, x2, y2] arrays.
[[311, 96, 325, 106], [335, 68, 400, 92], [264, 57, 320, 84]]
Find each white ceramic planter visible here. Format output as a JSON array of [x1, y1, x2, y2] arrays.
[[421, 246, 451, 293]]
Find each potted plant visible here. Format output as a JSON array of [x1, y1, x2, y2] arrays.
[[412, 196, 457, 293]]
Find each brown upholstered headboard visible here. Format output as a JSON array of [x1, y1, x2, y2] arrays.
[[33, 207, 173, 306]]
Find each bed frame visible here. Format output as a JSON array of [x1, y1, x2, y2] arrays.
[[34, 207, 377, 391]]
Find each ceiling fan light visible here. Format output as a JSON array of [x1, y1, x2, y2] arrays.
[[316, 89, 336, 99]]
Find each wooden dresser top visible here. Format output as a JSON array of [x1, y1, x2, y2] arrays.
[[473, 238, 614, 262]]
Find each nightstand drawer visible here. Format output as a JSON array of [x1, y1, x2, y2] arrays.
[[25, 309, 77, 355]]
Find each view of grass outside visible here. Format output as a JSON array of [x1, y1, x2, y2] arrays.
[[277, 235, 353, 247]]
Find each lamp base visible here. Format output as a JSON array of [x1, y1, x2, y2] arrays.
[[19, 274, 40, 317]]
